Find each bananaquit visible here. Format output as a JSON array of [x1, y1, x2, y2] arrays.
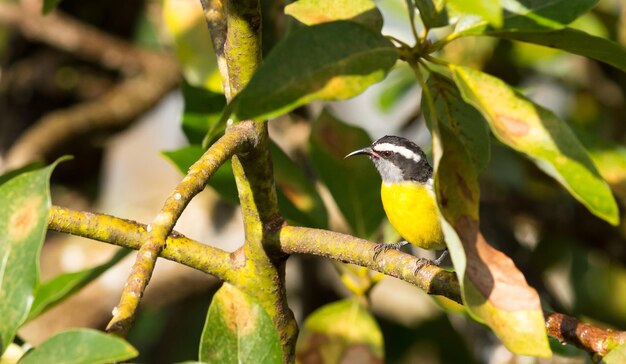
[[345, 135, 448, 268]]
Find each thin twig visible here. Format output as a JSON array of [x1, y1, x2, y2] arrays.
[[405, 1, 420, 44], [106, 123, 255, 336]]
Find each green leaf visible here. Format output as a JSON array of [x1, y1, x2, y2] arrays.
[[42, 0, 63, 14], [456, 0, 597, 34], [309, 109, 385, 238], [452, 65, 619, 225], [414, 0, 449, 28], [488, 27, 626, 73], [0, 158, 66, 354], [231, 21, 398, 122], [162, 146, 239, 205], [0, 162, 45, 187], [27, 248, 131, 321], [17, 329, 137, 364], [285, 0, 383, 31], [180, 82, 227, 145], [199, 283, 282, 363], [162, 145, 204, 175], [427, 121, 551, 356], [578, 131, 626, 200], [604, 343, 626, 364], [163, 0, 222, 92], [296, 299, 384, 362], [448, 0, 501, 28], [271, 143, 328, 229], [424, 71, 490, 171]]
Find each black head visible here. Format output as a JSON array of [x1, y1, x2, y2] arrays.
[[345, 135, 432, 184]]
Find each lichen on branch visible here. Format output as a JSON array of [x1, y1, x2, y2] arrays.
[[106, 124, 255, 336], [47, 206, 626, 356]]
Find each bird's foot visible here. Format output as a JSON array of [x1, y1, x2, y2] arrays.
[[414, 249, 449, 274], [372, 240, 408, 261]]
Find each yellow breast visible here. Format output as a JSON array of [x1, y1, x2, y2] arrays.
[[381, 182, 446, 250]]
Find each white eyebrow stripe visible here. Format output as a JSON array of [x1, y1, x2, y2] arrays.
[[373, 143, 421, 162]]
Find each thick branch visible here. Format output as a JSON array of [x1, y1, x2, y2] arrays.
[[200, 0, 297, 360], [48, 206, 234, 281], [545, 312, 626, 356], [106, 124, 255, 336], [279, 226, 461, 302], [47, 208, 626, 356]]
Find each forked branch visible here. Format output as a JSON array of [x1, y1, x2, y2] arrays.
[[47, 206, 626, 356]]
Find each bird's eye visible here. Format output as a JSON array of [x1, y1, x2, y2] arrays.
[[382, 151, 392, 157]]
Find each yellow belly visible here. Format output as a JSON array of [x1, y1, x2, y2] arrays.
[[381, 182, 446, 250]]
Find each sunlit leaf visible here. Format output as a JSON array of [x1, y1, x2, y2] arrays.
[[424, 71, 490, 171], [575, 130, 626, 201], [230, 21, 397, 122], [0, 162, 45, 187], [163, 0, 222, 92], [296, 299, 383, 362], [456, 0, 597, 34], [0, 158, 67, 354], [285, 0, 383, 31], [425, 119, 551, 356], [452, 65, 619, 225], [17, 329, 137, 364], [27, 248, 131, 321], [199, 283, 282, 363], [309, 109, 385, 238], [448, 0, 501, 28], [603, 343, 626, 363]]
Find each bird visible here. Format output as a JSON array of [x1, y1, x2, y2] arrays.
[[345, 135, 448, 270]]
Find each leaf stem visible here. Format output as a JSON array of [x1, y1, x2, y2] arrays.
[[406, 1, 420, 44], [385, 35, 411, 48], [428, 32, 461, 53]]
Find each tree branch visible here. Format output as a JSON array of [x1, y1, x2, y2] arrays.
[[199, 0, 297, 360], [279, 226, 461, 302], [199, 0, 230, 99], [0, 2, 180, 170], [0, 3, 159, 73], [545, 312, 626, 356], [106, 124, 255, 336], [47, 207, 626, 356], [47, 206, 234, 281]]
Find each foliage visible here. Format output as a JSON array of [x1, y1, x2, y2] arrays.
[[2, 0, 626, 362]]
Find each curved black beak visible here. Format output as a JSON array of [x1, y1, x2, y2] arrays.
[[344, 147, 373, 159]]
